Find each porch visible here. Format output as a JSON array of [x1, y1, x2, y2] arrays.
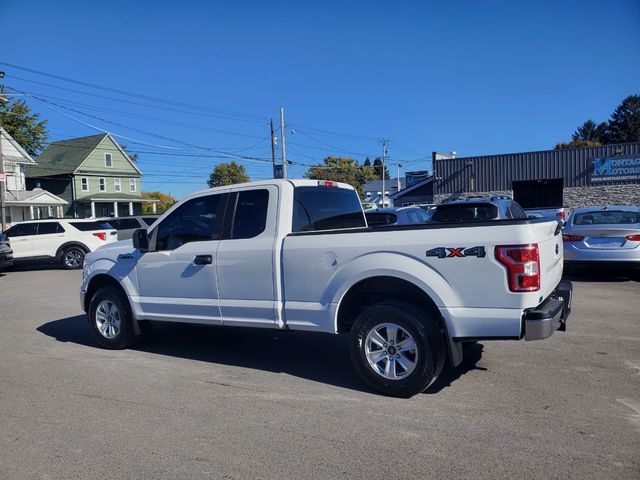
[[77, 194, 159, 218]]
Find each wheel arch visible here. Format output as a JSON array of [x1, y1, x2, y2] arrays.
[[84, 273, 141, 335], [336, 275, 463, 366], [55, 241, 90, 261]]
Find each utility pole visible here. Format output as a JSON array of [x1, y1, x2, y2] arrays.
[[380, 139, 389, 207], [0, 123, 5, 232], [397, 163, 402, 192], [279, 107, 287, 179], [0, 70, 6, 231], [270, 119, 277, 178]]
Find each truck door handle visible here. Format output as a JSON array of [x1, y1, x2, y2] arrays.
[[193, 254, 212, 265]]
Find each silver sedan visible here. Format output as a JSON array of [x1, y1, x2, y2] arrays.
[[563, 206, 640, 269]]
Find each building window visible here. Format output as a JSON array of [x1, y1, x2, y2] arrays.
[[129, 178, 136, 192], [114, 178, 121, 192], [105, 153, 112, 167], [99, 178, 106, 191], [81, 177, 89, 191]]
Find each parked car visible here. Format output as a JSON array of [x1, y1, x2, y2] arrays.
[[81, 179, 570, 398], [563, 206, 640, 271], [524, 206, 567, 222], [431, 196, 528, 223], [0, 233, 13, 272], [3, 219, 117, 269], [98, 216, 160, 240], [365, 207, 431, 227]]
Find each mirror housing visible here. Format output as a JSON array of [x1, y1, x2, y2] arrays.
[[132, 229, 149, 252]]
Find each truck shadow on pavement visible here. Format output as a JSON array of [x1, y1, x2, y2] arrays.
[[37, 315, 485, 395]]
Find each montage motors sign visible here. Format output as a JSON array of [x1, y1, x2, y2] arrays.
[[590, 157, 640, 183]]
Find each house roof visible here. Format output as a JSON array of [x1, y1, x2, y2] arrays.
[[389, 175, 433, 199], [26, 134, 108, 177], [0, 127, 36, 165], [4, 188, 68, 205], [363, 178, 406, 195], [76, 193, 149, 202]]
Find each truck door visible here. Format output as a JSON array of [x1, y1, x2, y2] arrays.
[[135, 191, 228, 324], [216, 186, 278, 328]]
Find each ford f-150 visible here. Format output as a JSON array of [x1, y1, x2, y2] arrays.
[[81, 179, 572, 397]]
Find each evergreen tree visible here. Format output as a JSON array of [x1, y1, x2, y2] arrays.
[[571, 119, 607, 143], [604, 94, 640, 144], [373, 158, 390, 179]]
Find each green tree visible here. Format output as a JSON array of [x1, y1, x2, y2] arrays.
[[603, 94, 640, 144], [207, 161, 249, 188], [0, 85, 48, 157], [572, 119, 607, 143], [555, 139, 602, 150], [304, 156, 377, 198], [142, 191, 176, 214], [363, 157, 371, 167], [373, 158, 390, 179], [120, 144, 139, 162]]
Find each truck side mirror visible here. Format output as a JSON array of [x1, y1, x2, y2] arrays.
[[132, 229, 149, 252]]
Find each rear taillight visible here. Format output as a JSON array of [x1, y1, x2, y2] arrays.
[[92, 232, 107, 241], [556, 211, 565, 220], [495, 244, 540, 292], [562, 234, 584, 242], [626, 234, 640, 241]]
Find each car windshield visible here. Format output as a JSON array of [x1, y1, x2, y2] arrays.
[[573, 210, 640, 225]]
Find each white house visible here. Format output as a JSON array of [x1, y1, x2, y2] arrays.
[[1, 127, 67, 226]]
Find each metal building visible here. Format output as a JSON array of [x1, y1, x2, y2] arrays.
[[432, 142, 640, 209]]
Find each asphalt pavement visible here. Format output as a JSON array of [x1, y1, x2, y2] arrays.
[[0, 266, 638, 479]]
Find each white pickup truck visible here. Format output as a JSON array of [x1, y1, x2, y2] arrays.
[[80, 179, 572, 397]]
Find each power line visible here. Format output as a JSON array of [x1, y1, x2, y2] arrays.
[[0, 62, 269, 123]]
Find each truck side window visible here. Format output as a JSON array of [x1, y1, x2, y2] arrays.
[[155, 193, 227, 251], [293, 187, 366, 232], [230, 189, 269, 239]]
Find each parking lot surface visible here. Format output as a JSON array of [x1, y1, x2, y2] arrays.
[[0, 267, 638, 479]]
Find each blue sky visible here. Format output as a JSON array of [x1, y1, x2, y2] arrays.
[[1, 0, 639, 199]]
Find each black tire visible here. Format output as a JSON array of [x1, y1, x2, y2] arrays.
[[349, 302, 445, 398], [88, 286, 138, 349], [61, 246, 86, 269]]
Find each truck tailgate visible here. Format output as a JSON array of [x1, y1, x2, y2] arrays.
[[530, 220, 564, 301]]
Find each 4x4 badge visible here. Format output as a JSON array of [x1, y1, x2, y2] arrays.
[[426, 246, 486, 259]]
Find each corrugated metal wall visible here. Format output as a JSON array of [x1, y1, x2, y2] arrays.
[[434, 143, 640, 194]]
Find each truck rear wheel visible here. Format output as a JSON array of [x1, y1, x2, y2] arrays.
[[349, 302, 443, 398], [88, 286, 138, 349]]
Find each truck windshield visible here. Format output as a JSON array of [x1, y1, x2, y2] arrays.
[[293, 187, 366, 232]]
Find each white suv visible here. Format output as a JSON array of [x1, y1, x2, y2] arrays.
[[3, 219, 117, 269]]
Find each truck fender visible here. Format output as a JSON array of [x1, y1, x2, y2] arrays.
[[84, 258, 142, 333]]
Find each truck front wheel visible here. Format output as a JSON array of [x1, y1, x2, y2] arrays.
[[88, 286, 138, 349], [349, 302, 442, 398]]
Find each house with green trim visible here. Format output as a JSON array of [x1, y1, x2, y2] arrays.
[[26, 133, 157, 218]]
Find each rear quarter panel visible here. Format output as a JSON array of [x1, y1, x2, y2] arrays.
[[282, 220, 563, 335]]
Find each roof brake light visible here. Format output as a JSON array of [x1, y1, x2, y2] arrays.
[[317, 181, 337, 187]]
